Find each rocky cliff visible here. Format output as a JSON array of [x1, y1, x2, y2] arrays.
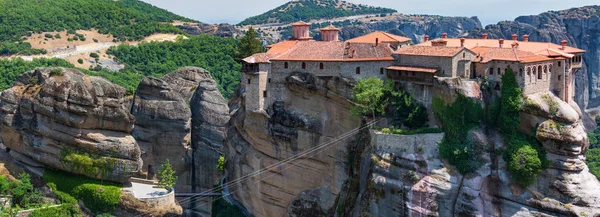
[[177, 23, 241, 38], [0, 68, 141, 182]]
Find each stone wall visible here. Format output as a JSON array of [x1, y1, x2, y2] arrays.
[[370, 131, 444, 156], [244, 72, 268, 111], [398, 55, 453, 77], [451, 50, 476, 78]]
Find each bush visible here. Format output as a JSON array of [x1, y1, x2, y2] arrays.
[[72, 184, 120, 214], [54, 34, 61, 39], [89, 53, 100, 58], [217, 156, 225, 172], [508, 145, 542, 186], [381, 128, 391, 134], [93, 38, 98, 43], [50, 69, 64, 77], [390, 90, 428, 129], [77, 59, 83, 64], [29, 204, 80, 217], [44, 33, 53, 39], [158, 159, 177, 190]]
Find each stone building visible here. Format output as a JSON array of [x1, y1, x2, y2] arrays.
[[241, 22, 586, 112]]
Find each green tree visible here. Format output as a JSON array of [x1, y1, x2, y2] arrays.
[[157, 159, 177, 191], [237, 27, 263, 60], [77, 59, 83, 64], [217, 156, 225, 172], [499, 68, 522, 136], [508, 145, 542, 186], [351, 77, 390, 120], [391, 90, 428, 129]]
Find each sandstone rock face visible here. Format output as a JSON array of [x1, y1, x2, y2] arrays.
[[131, 76, 192, 190], [226, 73, 361, 217], [0, 68, 140, 182]]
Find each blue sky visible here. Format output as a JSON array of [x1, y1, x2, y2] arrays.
[[141, 0, 598, 26]]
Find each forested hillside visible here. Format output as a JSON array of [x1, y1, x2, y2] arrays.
[[239, 0, 395, 25], [0, 0, 194, 55]]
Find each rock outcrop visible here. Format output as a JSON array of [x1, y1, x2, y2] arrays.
[[225, 73, 361, 217], [177, 23, 241, 38], [0, 68, 141, 182]]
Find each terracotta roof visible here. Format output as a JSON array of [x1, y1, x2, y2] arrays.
[[394, 46, 466, 57], [346, 31, 411, 44], [387, 65, 438, 73], [416, 38, 585, 54], [320, 24, 339, 31], [471, 47, 540, 63], [519, 55, 556, 63], [265, 40, 394, 61], [242, 53, 272, 64], [291, 21, 311, 26]]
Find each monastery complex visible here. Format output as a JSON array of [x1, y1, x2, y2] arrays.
[[241, 21, 585, 112]]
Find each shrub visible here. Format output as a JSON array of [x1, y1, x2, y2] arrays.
[[89, 53, 100, 58], [381, 128, 391, 134], [29, 204, 80, 217], [54, 34, 61, 39], [508, 145, 542, 186], [44, 33, 53, 39], [72, 184, 120, 214], [93, 38, 98, 43], [158, 159, 177, 190], [77, 59, 83, 64], [49, 69, 64, 77], [587, 148, 600, 181], [217, 156, 225, 172], [390, 90, 428, 129]]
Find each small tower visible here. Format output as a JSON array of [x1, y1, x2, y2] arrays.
[[291, 21, 311, 40], [320, 24, 339, 41]]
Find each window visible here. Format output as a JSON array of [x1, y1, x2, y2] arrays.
[[356, 67, 361, 74], [320, 62, 324, 70], [463, 52, 466, 58], [558, 75, 562, 81], [538, 66, 542, 79], [380, 68, 384, 75], [302, 62, 306, 69], [263, 91, 267, 97], [527, 68, 531, 76], [489, 68, 494, 75], [268, 78, 271, 83], [519, 68, 523, 77], [247, 79, 251, 84], [412, 71, 416, 76], [498, 68, 501, 75], [284, 62, 288, 69], [558, 61, 561, 67]]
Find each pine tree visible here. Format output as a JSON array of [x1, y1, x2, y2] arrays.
[[237, 27, 263, 60], [158, 159, 177, 191]]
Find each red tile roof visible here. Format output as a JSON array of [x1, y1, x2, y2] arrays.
[[346, 31, 411, 44], [387, 65, 438, 73], [291, 21, 311, 26], [320, 24, 339, 31], [263, 40, 394, 62], [417, 38, 585, 54], [242, 53, 272, 64], [394, 46, 466, 57]]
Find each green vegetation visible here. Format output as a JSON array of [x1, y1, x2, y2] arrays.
[[212, 197, 244, 217], [239, 0, 396, 25], [498, 69, 547, 186], [237, 27, 263, 60], [541, 93, 559, 117], [217, 156, 225, 172], [90, 53, 100, 59], [106, 35, 241, 97], [433, 95, 483, 174], [351, 77, 389, 119], [158, 159, 177, 191], [43, 169, 121, 214], [587, 117, 600, 180], [0, 0, 193, 55], [390, 90, 428, 129], [50, 69, 64, 77], [0, 173, 44, 210], [77, 59, 84, 64], [59, 148, 121, 179], [0, 58, 74, 91]]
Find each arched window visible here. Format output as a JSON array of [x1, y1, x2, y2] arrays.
[[302, 62, 306, 69], [284, 62, 289, 69], [356, 67, 361, 74], [380, 67, 384, 75], [463, 52, 466, 58], [538, 66, 542, 79], [319, 62, 324, 70], [489, 68, 494, 75], [519, 68, 523, 77], [549, 65, 552, 73], [527, 68, 531, 76]]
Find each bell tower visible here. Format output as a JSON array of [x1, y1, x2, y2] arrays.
[[320, 24, 339, 41], [291, 21, 311, 40]]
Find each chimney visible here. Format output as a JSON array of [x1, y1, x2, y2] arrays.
[[482, 33, 488, 39], [442, 33, 448, 39], [351, 50, 356, 58], [523, 34, 529, 42], [424, 35, 429, 42], [561, 40, 568, 50], [291, 21, 311, 40], [512, 34, 518, 41], [320, 24, 339, 41], [499, 39, 504, 48], [431, 39, 447, 47], [460, 38, 465, 47], [511, 42, 519, 49]]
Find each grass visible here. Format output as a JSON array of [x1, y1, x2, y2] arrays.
[[43, 170, 121, 214]]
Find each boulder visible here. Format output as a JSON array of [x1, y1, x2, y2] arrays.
[[0, 68, 140, 182]]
